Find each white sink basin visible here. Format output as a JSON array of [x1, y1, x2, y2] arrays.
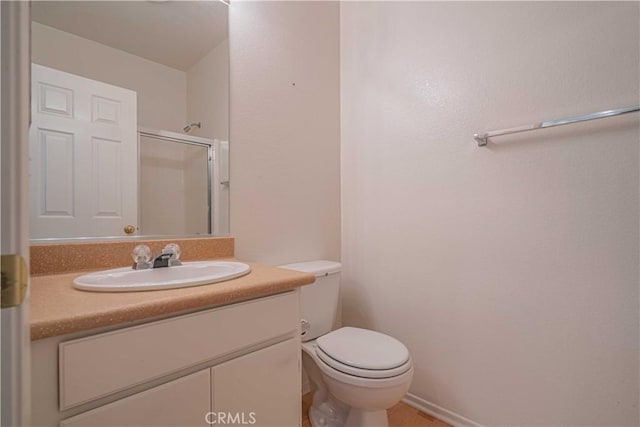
[[73, 261, 251, 292]]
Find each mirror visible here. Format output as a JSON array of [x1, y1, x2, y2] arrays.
[[29, 1, 229, 241]]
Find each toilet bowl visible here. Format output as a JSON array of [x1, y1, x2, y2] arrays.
[[279, 261, 413, 427], [302, 329, 413, 427]]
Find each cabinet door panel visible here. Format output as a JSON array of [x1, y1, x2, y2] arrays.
[[212, 338, 300, 427], [60, 369, 210, 427]]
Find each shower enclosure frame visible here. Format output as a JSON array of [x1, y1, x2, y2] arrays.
[[137, 127, 215, 235]]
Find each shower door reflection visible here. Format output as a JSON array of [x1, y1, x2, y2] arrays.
[[139, 131, 212, 236]]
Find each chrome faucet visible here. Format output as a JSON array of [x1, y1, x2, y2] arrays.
[[131, 243, 182, 270]]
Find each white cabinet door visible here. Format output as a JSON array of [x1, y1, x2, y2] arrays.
[[29, 64, 138, 238], [211, 338, 301, 427], [60, 369, 210, 427]]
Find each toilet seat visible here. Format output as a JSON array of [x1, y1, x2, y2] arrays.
[[314, 327, 411, 379], [304, 342, 414, 389], [316, 346, 412, 379]]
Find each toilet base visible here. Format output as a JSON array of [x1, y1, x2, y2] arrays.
[[308, 395, 348, 427], [307, 394, 388, 427]]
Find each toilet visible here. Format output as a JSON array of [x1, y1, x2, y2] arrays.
[[280, 261, 413, 427]]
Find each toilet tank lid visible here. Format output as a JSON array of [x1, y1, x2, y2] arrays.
[[279, 260, 341, 277]]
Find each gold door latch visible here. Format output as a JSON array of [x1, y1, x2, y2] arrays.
[[124, 225, 136, 235], [1, 254, 28, 309]]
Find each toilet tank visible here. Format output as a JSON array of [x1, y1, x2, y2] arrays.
[[279, 260, 341, 342]]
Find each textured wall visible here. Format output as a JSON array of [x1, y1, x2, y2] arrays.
[[341, 2, 639, 425], [229, 1, 341, 265], [187, 39, 229, 141]]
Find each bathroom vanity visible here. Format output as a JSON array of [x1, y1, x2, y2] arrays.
[[29, 240, 315, 427]]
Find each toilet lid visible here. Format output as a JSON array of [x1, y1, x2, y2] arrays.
[[316, 327, 410, 370]]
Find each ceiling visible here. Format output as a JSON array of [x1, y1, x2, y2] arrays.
[[31, 1, 228, 71]]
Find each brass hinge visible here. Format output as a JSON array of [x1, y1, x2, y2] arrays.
[[1, 254, 28, 308]]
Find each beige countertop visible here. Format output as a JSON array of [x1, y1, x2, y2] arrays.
[[30, 261, 315, 341]]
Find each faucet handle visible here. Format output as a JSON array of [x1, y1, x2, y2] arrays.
[[131, 245, 152, 269], [163, 243, 181, 260], [163, 243, 182, 266]]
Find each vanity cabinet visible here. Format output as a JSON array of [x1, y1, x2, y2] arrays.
[[31, 291, 302, 427]]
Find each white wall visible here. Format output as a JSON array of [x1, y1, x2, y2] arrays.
[[186, 40, 230, 235], [341, 2, 639, 425], [229, 1, 341, 265], [187, 39, 229, 141], [32, 22, 187, 133]]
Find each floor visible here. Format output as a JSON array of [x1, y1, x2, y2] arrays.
[[302, 393, 451, 427]]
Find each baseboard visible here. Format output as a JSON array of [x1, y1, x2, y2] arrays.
[[402, 393, 483, 427]]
